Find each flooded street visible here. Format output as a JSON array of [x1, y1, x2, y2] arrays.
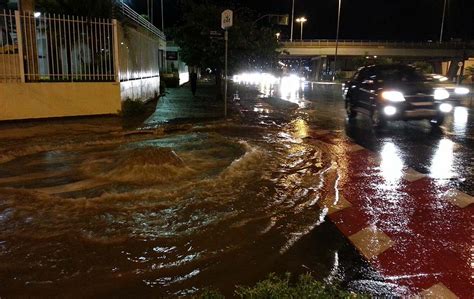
[[0, 81, 472, 297]]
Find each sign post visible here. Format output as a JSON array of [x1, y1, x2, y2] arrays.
[[221, 9, 233, 117]]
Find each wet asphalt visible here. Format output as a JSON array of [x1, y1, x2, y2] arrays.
[[0, 81, 472, 297]]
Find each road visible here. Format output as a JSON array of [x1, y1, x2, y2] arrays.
[[0, 81, 472, 297]]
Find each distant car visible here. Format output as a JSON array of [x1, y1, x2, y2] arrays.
[[424, 74, 471, 101], [344, 64, 456, 128]]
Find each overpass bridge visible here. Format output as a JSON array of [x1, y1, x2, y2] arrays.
[[281, 40, 474, 58], [279, 40, 474, 80]]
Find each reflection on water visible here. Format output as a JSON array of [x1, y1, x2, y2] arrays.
[[430, 138, 455, 179], [453, 107, 468, 135], [233, 72, 307, 107], [280, 75, 306, 107], [291, 118, 309, 139], [379, 142, 404, 183]]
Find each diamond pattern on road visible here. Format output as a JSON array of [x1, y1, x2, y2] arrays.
[[444, 189, 474, 208], [349, 226, 394, 260], [418, 283, 459, 299], [347, 144, 365, 153], [403, 168, 427, 182], [319, 193, 352, 215]]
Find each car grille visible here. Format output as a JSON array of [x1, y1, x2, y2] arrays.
[[405, 95, 434, 109], [405, 95, 434, 102]]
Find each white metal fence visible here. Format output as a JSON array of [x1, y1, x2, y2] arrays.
[[0, 10, 117, 83], [0, 9, 20, 82], [1, 7, 166, 85]]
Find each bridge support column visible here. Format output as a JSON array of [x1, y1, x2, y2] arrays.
[[310, 56, 326, 81], [447, 58, 463, 82], [432, 61, 443, 75]]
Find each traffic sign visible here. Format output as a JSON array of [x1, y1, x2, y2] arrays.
[[221, 9, 233, 29]]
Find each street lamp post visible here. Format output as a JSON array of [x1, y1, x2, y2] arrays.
[[439, 0, 447, 43], [333, 0, 341, 81], [296, 17, 307, 41], [290, 0, 295, 42]]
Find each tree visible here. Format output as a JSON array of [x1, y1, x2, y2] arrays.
[[173, 1, 280, 83], [36, 0, 117, 18], [0, 0, 10, 10]]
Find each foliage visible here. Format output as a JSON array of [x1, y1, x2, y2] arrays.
[[350, 56, 393, 69], [36, 0, 118, 18], [162, 75, 180, 88], [121, 98, 147, 117], [235, 273, 365, 299], [198, 289, 225, 299], [465, 66, 474, 76], [0, 0, 9, 10], [196, 273, 366, 298], [412, 61, 433, 74], [173, 1, 280, 74]]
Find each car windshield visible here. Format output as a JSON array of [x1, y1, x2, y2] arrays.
[[374, 67, 427, 82]]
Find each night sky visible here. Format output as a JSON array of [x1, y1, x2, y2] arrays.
[[130, 0, 473, 41]]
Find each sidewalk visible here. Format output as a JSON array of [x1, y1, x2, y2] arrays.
[[144, 81, 225, 127]]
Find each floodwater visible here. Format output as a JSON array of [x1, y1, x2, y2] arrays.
[[0, 80, 472, 297]]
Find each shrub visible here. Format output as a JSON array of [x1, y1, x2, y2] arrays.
[[235, 273, 365, 299], [196, 274, 366, 298], [162, 74, 180, 88], [121, 98, 146, 117]]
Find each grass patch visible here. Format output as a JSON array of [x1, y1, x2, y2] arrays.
[[199, 273, 366, 299]]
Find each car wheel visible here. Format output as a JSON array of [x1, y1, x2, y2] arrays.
[[430, 114, 445, 126], [371, 108, 386, 128], [345, 100, 357, 119]]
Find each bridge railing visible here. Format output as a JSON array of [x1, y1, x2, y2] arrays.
[[281, 39, 472, 49]]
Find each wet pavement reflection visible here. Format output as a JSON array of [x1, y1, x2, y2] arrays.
[[0, 80, 472, 297]]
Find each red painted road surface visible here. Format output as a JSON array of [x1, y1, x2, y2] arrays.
[[308, 129, 473, 298]]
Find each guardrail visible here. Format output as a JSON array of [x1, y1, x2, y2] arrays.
[[118, 2, 165, 40], [281, 39, 473, 49]]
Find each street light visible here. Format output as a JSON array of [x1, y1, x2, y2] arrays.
[[276, 32, 281, 40], [296, 17, 307, 41]]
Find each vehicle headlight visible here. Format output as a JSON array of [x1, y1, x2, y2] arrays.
[[383, 106, 397, 116], [454, 87, 469, 95], [434, 88, 450, 100], [381, 91, 405, 102], [439, 103, 453, 113]]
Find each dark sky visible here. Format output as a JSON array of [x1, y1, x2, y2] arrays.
[[130, 0, 473, 41]]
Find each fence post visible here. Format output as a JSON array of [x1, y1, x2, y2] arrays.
[[14, 11, 25, 83], [112, 19, 120, 83]]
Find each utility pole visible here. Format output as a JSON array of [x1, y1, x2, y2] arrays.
[[151, 0, 154, 24], [161, 0, 164, 32], [290, 0, 295, 42], [439, 0, 447, 43], [333, 0, 341, 81], [147, 0, 150, 21]]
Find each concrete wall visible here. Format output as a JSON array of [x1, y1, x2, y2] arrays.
[[0, 82, 121, 121], [120, 76, 160, 101], [117, 22, 165, 101]]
